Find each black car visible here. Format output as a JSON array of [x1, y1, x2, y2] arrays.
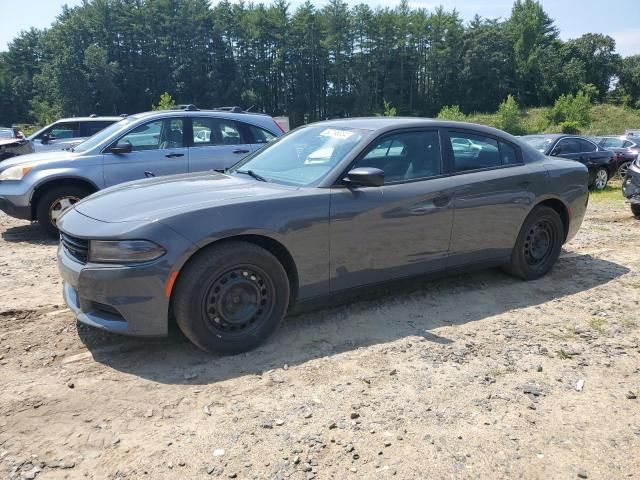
[[521, 134, 616, 190], [594, 136, 640, 178], [0, 127, 33, 161]]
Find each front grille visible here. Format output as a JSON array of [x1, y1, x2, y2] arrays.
[[61, 232, 89, 263]]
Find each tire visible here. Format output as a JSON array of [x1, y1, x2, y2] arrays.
[[172, 241, 290, 354], [503, 205, 564, 280], [631, 204, 640, 219], [618, 161, 631, 179], [589, 167, 609, 190], [35, 185, 91, 238]]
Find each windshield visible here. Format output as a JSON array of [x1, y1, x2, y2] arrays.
[[521, 135, 554, 153], [230, 125, 370, 186], [71, 117, 135, 153]]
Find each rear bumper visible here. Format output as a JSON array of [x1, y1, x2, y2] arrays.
[[58, 243, 171, 336]]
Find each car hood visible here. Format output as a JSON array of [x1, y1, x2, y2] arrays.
[[74, 172, 299, 223], [0, 149, 78, 169]]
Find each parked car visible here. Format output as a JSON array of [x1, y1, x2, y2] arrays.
[[0, 127, 33, 161], [622, 156, 640, 218], [28, 116, 123, 153], [521, 134, 616, 190], [0, 106, 283, 236], [56, 118, 588, 354], [593, 136, 640, 178]]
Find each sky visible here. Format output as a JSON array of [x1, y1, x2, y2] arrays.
[[1, 0, 639, 56]]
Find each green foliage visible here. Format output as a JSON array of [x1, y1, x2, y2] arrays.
[[0, 0, 638, 128], [29, 98, 62, 126], [382, 100, 397, 117], [494, 95, 524, 135], [437, 105, 466, 121], [547, 87, 594, 128], [559, 121, 580, 134], [152, 92, 176, 111]]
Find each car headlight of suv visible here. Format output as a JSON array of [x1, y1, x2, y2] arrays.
[[88, 240, 166, 264], [0, 165, 33, 181]]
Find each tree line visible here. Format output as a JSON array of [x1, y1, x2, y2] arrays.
[[1, 0, 639, 128]]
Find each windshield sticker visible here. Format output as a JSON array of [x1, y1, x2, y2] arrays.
[[319, 128, 354, 140]]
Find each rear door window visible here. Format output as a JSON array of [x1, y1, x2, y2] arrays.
[[192, 118, 246, 146], [555, 138, 580, 155], [578, 139, 596, 152], [448, 131, 501, 172], [82, 121, 114, 137]]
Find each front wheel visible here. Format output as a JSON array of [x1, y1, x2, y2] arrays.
[[172, 241, 290, 354], [590, 167, 609, 190], [35, 185, 90, 238], [503, 205, 564, 280]]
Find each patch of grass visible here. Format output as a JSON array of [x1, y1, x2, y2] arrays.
[[589, 183, 624, 203], [624, 281, 640, 289], [557, 349, 572, 360], [590, 225, 611, 232], [621, 319, 637, 328], [588, 318, 607, 333], [489, 366, 515, 377], [550, 329, 578, 341]]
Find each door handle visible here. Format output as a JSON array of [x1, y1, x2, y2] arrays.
[[144, 171, 155, 178], [165, 153, 184, 158], [233, 149, 250, 154], [432, 195, 451, 207], [517, 180, 531, 187]]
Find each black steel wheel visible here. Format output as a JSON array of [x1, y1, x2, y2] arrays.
[[203, 266, 275, 335], [503, 205, 564, 280], [173, 241, 290, 354]]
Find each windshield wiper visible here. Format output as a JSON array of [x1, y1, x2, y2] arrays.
[[236, 169, 268, 182]]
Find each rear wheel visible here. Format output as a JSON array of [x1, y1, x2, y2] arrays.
[[618, 161, 631, 179], [503, 205, 564, 280], [631, 204, 640, 219], [35, 185, 91, 238], [173, 241, 290, 354], [590, 167, 609, 190]]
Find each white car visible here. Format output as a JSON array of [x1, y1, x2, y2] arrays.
[[28, 116, 121, 152]]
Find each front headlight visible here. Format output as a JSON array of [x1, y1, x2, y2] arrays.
[[0, 165, 33, 181], [88, 240, 166, 264]]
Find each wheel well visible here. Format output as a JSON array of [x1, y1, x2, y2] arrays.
[[537, 198, 570, 242], [182, 235, 300, 307], [31, 178, 98, 219]]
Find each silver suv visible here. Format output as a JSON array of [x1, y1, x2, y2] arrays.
[[0, 107, 283, 236], [28, 116, 122, 152]]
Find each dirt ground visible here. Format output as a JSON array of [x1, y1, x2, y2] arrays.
[[0, 190, 639, 480]]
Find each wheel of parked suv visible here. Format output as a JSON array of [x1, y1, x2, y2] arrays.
[[36, 185, 91, 238], [618, 161, 631, 179], [590, 167, 609, 190], [503, 205, 564, 281], [172, 241, 290, 354], [631, 204, 640, 219]]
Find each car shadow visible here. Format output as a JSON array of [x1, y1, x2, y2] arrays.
[[1, 222, 57, 245], [77, 252, 629, 385]]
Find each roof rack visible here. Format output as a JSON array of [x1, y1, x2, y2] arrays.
[[171, 104, 199, 111], [212, 106, 244, 114]]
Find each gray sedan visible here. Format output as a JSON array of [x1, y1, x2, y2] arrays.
[[57, 118, 589, 354]]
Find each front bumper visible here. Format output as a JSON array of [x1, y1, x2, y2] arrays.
[[0, 196, 31, 220], [623, 163, 640, 204], [58, 242, 171, 336]]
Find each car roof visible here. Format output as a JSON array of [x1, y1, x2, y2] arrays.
[[56, 116, 122, 122], [305, 117, 520, 138]]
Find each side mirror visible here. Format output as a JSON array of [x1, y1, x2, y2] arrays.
[[344, 167, 385, 187], [109, 140, 133, 154], [41, 133, 54, 144]]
